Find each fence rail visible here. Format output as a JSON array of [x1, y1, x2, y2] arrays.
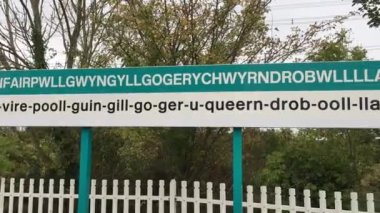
[[0, 178, 378, 213]]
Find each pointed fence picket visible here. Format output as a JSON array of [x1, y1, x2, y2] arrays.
[[0, 177, 378, 213]]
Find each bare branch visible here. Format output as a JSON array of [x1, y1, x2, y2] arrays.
[[57, 0, 72, 39], [19, 0, 34, 28], [3, 0, 19, 68], [0, 50, 11, 70]]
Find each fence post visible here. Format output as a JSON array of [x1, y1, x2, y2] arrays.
[[275, 187, 282, 213], [113, 180, 119, 213], [90, 180, 96, 213], [58, 179, 65, 213], [27, 179, 35, 213], [220, 183, 226, 213], [334, 192, 342, 212], [9, 178, 15, 213], [135, 180, 141, 213], [194, 182, 200, 213], [101, 180, 107, 213], [181, 181, 187, 213], [289, 188, 296, 213], [351, 192, 358, 213], [367, 193, 375, 213], [69, 179, 75, 213], [17, 178, 25, 213], [48, 179, 54, 213], [38, 179, 44, 213], [304, 189, 311, 213], [169, 180, 176, 213], [158, 180, 165, 213], [260, 186, 268, 213], [207, 182, 213, 213], [319, 191, 327, 213], [123, 180, 130, 213], [147, 180, 153, 213], [247, 185, 254, 213], [0, 178, 4, 213]]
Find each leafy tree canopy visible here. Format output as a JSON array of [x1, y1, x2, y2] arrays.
[[353, 0, 380, 28], [307, 30, 367, 61]]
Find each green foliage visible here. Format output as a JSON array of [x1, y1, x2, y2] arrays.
[[353, 0, 380, 28], [155, 128, 231, 182], [105, 0, 269, 65], [307, 30, 367, 61], [0, 128, 63, 178], [107, 128, 163, 180], [243, 128, 294, 185], [350, 46, 368, 60], [361, 164, 380, 192], [103, 0, 344, 66], [113, 127, 232, 183], [0, 133, 19, 176], [260, 129, 379, 193]]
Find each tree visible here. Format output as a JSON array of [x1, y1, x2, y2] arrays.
[[307, 30, 367, 61], [360, 164, 380, 193], [52, 0, 120, 68], [0, 0, 118, 70], [0, 0, 53, 69], [243, 128, 294, 186], [0, 128, 63, 178], [353, 0, 380, 27], [261, 135, 355, 192], [0, 132, 20, 176], [260, 129, 378, 190], [104, 0, 347, 65]]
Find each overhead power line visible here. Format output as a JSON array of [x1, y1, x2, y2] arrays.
[[270, 14, 360, 23], [271, 0, 351, 10], [271, 17, 364, 26], [364, 45, 380, 49], [365, 46, 380, 51]]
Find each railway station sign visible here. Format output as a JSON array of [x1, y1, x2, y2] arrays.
[[0, 61, 379, 128]]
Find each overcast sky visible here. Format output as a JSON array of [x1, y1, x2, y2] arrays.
[[267, 0, 380, 60]]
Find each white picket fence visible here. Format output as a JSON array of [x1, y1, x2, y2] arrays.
[[0, 177, 377, 213]]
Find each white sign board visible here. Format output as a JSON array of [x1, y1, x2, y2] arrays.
[[1, 61, 379, 127]]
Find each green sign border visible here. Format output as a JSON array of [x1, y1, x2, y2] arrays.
[[0, 61, 379, 95]]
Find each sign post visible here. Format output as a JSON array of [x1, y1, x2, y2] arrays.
[[233, 127, 243, 213], [77, 127, 92, 213]]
